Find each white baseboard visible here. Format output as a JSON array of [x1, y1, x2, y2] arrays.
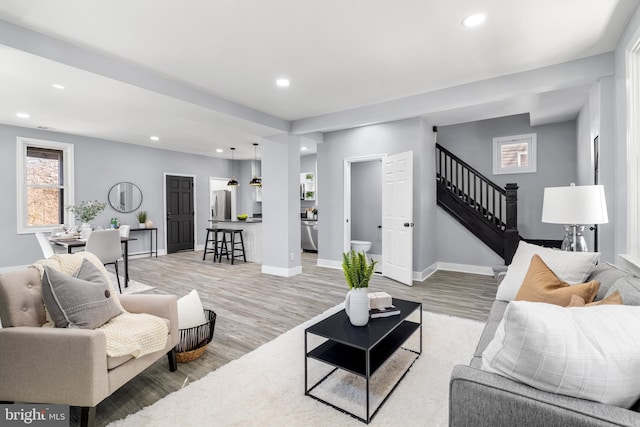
[[413, 263, 438, 282], [435, 262, 494, 276], [262, 265, 303, 277], [316, 259, 492, 278], [316, 258, 342, 270]]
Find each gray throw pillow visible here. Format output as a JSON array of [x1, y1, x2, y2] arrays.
[[42, 259, 122, 329], [605, 276, 640, 306], [589, 262, 630, 301]]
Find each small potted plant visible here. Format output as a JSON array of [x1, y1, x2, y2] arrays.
[[342, 250, 377, 326], [135, 211, 148, 228]]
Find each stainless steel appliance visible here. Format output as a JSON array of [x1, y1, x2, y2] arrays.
[[301, 220, 318, 252], [211, 190, 231, 221]]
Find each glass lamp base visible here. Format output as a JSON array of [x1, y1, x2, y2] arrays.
[[561, 225, 588, 252]]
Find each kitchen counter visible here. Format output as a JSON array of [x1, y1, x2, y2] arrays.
[[208, 220, 262, 262], [212, 219, 262, 223]]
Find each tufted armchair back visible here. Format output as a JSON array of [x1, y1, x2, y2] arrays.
[[0, 267, 46, 327]]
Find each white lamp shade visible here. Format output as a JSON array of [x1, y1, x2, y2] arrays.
[[542, 185, 608, 225]]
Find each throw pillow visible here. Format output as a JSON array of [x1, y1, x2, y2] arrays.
[[514, 255, 599, 306], [605, 276, 640, 306], [496, 240, 600, 302], [42, 259, 122, 329], [482, 300, 640, 408], [177, 289, 207, 329], [567, 291, 622, 307], [588, 261, 632, 301]]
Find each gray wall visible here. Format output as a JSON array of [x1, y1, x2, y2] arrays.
[[351, 160, 382, 255], [318, 117, 437, 273], [261, 133, 301, 272], [0, 124, 232, 268], [436, 209, 503, 267], [236, 159, 262, 217], [438, 114, 577, 241], [575, 79, 616, 260]]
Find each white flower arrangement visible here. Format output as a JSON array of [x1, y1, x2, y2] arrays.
[[66, 200, 106, 223]]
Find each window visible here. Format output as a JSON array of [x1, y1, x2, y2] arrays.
[[16, 137, 74, 234], [492, 133, 537, 175]]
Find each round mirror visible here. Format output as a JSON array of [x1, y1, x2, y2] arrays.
[[108, 182, 143, 213]]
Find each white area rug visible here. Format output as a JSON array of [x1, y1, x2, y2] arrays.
[[108, 273, 155, 294], [109, 306, 484, 427]]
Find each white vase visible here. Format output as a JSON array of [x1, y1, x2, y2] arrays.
[[344, 288, 369, 326], [80, 223, 92, 239], [139, 223, 146, 229]]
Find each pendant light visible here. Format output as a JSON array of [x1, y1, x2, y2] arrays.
[[227, 147, 239, 187], [249, 143, 262, 187]]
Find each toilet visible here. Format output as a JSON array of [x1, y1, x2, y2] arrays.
[[350, 240, 372, 255]]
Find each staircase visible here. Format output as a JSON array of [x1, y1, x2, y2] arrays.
[[436, 143, 519, 265]]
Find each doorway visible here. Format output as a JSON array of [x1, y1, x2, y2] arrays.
[[209, 177, 236, 221], [165, 174, 195, 253], [344, 151, 414, 286]]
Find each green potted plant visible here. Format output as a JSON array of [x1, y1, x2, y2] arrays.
[[135, 211, 148, 228], [342, 250, 377, 326]]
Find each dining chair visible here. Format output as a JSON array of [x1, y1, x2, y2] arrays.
[[85, 229, 122, 292], [35, 232, 55, 259]]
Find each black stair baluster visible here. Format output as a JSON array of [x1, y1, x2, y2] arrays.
[[435, 143, 519, 264]]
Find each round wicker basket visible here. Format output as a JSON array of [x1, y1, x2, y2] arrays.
[[176, 309, 216, 363]]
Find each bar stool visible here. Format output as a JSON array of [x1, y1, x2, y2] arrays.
[[218, 229, 246, 265], [203, 227, 223, 261]]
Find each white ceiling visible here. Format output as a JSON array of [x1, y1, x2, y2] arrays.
[[0, 0, 638, 158]]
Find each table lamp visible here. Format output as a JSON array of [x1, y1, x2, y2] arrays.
[[541, 183, 608, 252]]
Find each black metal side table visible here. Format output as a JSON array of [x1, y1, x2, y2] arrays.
[[304, 298, 422, 424], [129, 227, 158, 257]]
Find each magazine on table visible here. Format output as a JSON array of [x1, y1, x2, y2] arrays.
[[370, 305, 400, 318]]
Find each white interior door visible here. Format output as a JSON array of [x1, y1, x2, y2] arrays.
[[382, 151, 413, 286]]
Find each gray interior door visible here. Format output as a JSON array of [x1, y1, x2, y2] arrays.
[[166, 175, 194, 253]]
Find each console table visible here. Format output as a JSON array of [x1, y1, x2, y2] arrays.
[[129, 227, 158, 257], [305, 298, 422, 423]]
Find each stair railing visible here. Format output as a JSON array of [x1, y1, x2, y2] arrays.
[[436, 143, 519, 264]]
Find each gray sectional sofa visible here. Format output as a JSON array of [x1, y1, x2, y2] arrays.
[[449, 262, 640, 426]]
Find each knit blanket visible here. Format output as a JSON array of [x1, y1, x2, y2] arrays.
[[32, 253, 168, 358]]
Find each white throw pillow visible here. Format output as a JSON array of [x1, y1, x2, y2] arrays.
[[177, 289, 207, 329], [482, 301, 640, 408], [495, 241, 600, 301]]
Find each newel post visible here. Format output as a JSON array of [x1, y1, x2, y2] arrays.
[[504, 183, 519, 265]]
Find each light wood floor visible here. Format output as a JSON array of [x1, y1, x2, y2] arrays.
[[95, 251, 497, 426]]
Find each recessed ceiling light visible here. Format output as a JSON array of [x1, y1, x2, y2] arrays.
[[462, 13, 486, 28], [216, 148, 224, 153], [16, 112, 30, 119], [300, 146, 308, 151], [150, 136, 160, 141], [276, 78, 290, 88], [51, 83, 65, 90]]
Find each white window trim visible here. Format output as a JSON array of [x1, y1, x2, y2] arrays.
[[16, 137, 75, 234], [626, 29, 640, 261], [492, 133, 537, 175]]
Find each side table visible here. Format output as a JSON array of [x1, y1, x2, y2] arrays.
[[128, 227, 158, 257]]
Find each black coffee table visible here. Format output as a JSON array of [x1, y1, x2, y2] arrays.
[[304, 298, 422, 424]]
